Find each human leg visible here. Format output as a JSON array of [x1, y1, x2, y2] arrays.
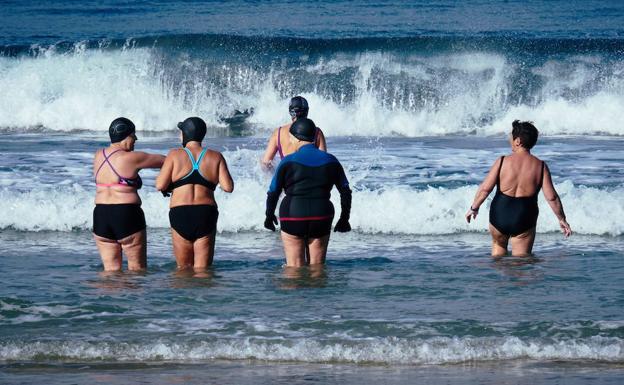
[[192, 232, 216, 270], [119, 229, 147, 270], [94, 234, 123, 271], [307, 235, 330, 265], [510, 227, 536, 257], [281, 231, 306, 267], [489, 223, 509, 257], [171, 228, 195, 269]]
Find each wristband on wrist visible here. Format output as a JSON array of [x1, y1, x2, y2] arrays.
[[470, 206, 479, 213]]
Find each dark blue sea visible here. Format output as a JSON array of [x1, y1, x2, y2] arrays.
[[1, 1, 624, 384]]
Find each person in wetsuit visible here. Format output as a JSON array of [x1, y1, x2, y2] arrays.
[[156, 117, 234, 270], [466, 120, 572, 256], [261, 96, 327, 170], [264, 118, 351, 266], [93, 117, 165, 271]]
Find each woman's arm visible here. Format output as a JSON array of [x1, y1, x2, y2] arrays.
[[541, 163, 572, 237], [261, 129, 279, 170], [465, 157, 502, 223], [155, 152, 175, 192], [333, 162, 352, 232], [317, 129, 327, 152], [133, 151, 166, 169], [218, 154, 234, 193]]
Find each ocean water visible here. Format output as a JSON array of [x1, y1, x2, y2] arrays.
[[1, 1, 624, 384]]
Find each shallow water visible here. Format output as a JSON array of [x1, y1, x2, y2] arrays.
[[2, 1, 624, 383]]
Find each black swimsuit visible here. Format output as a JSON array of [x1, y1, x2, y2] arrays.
[[166, 148, 219, 241], [489, 156, 544, 236]]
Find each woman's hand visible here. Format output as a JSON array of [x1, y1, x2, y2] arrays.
[[465, 206, 478, 223], [559, 218, 572, 237]]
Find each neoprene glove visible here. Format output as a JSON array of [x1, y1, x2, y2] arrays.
[[264, 214, 278, 231], [334, 217, 351, 232]]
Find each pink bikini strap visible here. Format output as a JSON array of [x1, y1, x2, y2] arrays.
[[277, 127, 284, 159], [95, 148, 123, 181]]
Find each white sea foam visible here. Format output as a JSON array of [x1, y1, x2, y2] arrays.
[[0, 301, 79, 324], [2, 47, 624, 136], [0, 46, 215, 132], [1, 181, 622, 235], [0, 336, 622, 364]]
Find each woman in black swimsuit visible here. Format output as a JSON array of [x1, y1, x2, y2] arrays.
[[156, 117, 234, 271], [466, 121, 572, 256]]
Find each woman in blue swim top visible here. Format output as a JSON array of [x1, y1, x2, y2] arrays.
[[93, 117, 165, 271], [261, 96, 327, 170], [156, 117, 234, 271], [466, 120, 572, 257], [264, 118, 351, 267]]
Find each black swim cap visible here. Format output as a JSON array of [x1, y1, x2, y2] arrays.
[[289, 117, 317, 142], [109, 117, 135, 143], [288, 96, 309, 118], [178, 117, 207, 147]]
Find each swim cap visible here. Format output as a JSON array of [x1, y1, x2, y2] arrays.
[[109, 117, 136, 143], [178, 117, 207, 147], [289, 117, 317, 142], [288, 96, 309, 118]]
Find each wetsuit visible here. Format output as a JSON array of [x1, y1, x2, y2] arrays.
[[166, 148, 219, 241], [489, 156, 545, 236], [267, 144, 351, 237], [93, 149, 145, 239]]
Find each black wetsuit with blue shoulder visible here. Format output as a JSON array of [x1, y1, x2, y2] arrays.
[[266, 144, 351, 238], [166, 148, 219, 241], [489, 156, 545, 236]]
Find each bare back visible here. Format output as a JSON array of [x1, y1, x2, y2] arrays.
[[498, 153, 544, 197], [93, 148, 141, 205], [157, 146, 234, 208], [261, 123, 327, 167], [276, 123, 298, 157]]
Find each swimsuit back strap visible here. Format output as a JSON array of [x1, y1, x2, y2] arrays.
[[184, 147, 195, 166], [195, 148, 209, 178], [277, 127, 284, 159], [496, 156, 505, 188], [95, 148, 123, 181], [196, 148, 208, 168], [181, 147, 209, 178], [538, 161, 545, 189]]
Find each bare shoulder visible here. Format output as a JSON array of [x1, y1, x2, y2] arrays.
[[127, 150, 152, 160], [529, 152, 542, 161], [279, 122, 293, 132], [204, 148, 224, 160], [166, 148, 185, 157]]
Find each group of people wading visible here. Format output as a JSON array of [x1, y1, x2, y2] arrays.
[[93, 96, 572, 272]]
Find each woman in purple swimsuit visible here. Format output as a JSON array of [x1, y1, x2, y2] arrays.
[[261, 96, 327, 170], [93, 117, 165, 271]]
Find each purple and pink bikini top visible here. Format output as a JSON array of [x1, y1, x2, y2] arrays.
[[276, 126, 321, 159], [95, 148, 142, 189]]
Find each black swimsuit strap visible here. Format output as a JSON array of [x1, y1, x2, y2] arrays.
[[496, 156, 505, 189]]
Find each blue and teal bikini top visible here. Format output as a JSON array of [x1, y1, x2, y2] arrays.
[[167, 148, 217, 192]]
